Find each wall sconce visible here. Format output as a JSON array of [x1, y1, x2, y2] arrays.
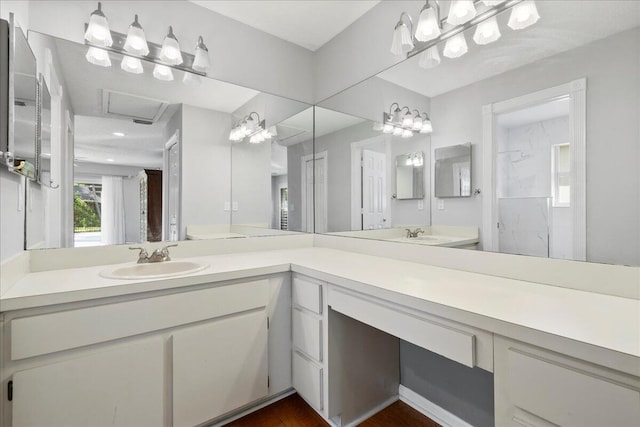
[[229, 112, 274, 143], [82, 2, 211, 81], [376, 103, 433, 137]]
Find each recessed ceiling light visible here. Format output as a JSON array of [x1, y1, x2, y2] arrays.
[[112, 132, 125, 137], [106, 158, 115, 162]]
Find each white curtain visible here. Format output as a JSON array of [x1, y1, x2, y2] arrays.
[[101, 176, 125, 245]]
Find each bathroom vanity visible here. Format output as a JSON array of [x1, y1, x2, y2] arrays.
[[1, 238, 638, 427]]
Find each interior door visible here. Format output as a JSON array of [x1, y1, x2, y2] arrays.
[[361, 149, 386, 230], [145, 169, 162, 242]]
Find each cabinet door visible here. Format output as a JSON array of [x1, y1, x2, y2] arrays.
[[172, 310, 269, 427], [12, 337, 164, 427]]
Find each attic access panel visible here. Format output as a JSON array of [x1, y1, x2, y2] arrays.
[[102, 89, 169, 123]]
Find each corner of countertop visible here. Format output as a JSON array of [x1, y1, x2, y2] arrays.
[[1, 250, 31, 299]]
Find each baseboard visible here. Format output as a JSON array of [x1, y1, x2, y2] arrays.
[[342, 395, 398, 427], [214, 389, 296, 426], [399, 385, 473, 427]]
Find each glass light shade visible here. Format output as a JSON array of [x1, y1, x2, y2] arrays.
[[261, 129, 272, 139], [443, 33, 468, 58], [193, 37, 210, 72], [390, 22, 414, 55], [123, 16, 149, 56], [402, 112, 413, 127], [508, 0, 540, 30], [482, 0, 505, 5], [373, 122, 384, 131], [391, 108, 402, 123], [249, 133, 265, 144], [245, 117, 256, 133], [392, 127, 403, 136], [447, 1, 477, 26], [418, 46, 441, 69], [412, 116, 423, 131], [159, 27, 183, 65], [84, 4, 112, 47], [406, 158, 413, 166], [382, 123, 394, 134], [120, 56, 143, 74], [401, 129, 413, 138], [473, 16, 501, 45], [85, 47, 111, 67], [420, 119, 433, 134], [153, 64, 174, 81], [182, 72, 201, 86], [415, 7, 441, 42]]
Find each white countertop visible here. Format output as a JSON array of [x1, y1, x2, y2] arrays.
[[2, 248, 638, 360]]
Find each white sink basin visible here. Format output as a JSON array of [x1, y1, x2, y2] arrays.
[[100, 261, 208, 280]]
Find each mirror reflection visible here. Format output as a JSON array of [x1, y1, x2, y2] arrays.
[[434, 144, 470, 198], [317, 1, 640, 266], [26, 31, 311, 249]]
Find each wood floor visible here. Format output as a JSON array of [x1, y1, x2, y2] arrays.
[[225, 393, 441, 427]]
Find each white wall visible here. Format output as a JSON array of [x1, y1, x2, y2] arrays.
[[430, 28, 640, 265], [123, 175, 141, 244], [180, 104, 231, 239], [25, 0, 314, 103], [231, 139, 271, 226], [0, 170, 25, 260]]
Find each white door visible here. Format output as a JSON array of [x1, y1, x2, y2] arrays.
[[163, 131, 180, 241], [12, 338, 164, 426], [362, 149, 386, 230], [314, 154, 327, 233], [172, 311, 269, 427]]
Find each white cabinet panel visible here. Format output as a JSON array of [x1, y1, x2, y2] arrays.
[[293, 308, 322, 362], [293, 350, 323, 411], [12, 337, 164, 427], [293, 275, 322, 314], [172, 310, 269, 427]]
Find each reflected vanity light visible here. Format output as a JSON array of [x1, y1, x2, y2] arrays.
[[153, 64, 174, 81], [379, 103, 433, 138], [394, 0, 539, 70], [229, 112, 273, 143], [182, 72, 201, 86], [84, 2, 112, 47], [85, 47, 111, 67], [406, 152, 424, 167], [121, 56, 144, 74]]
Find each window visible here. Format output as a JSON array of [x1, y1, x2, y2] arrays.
[[551, 144, 570, 207]]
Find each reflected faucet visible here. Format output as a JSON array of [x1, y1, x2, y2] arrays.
[[405, 228, 424, 238], [130, 244, 178, 263]]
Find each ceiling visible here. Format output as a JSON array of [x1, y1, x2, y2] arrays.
[[377, 1, 640, 98], [189, 0, 380, 51]]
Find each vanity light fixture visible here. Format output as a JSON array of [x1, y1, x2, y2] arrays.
[[159, 26, 183, 65], [508, 0, 540, 30], [153, 64, 174, 81], [192, 36, 210, 72], [85, 47, 111, 67], [415, 1, 441, 42], [121, 56, 144, 74], [390, 12, 414, 55], [229, 112, 273, 143], [376, 103, 433, 138], [393, 0, 540, 70], [123, 15, 149, 56], [84, 2, 112, 47]]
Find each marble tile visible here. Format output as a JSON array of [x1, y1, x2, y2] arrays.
[[498, 197, 550, 258]]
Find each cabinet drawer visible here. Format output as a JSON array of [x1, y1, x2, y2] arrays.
[[330, 288, 476, 368], [11, 280, 269, 360], [293, 275, 322, 314], [507, 349, 640, 426], [293, 350, 323, 411], [292, 308, 322, 362]]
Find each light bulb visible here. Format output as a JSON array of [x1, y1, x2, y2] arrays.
[[159, 26, 183, 65], [443, 33, 468, 58], [85, 47, 111, 67], [412, 116, 423, 131], [182, 73, 201, 86], [420, 118, 433, 134], [390, 19, 414, 55], [401, 129, 413, 138], [392, 127, 403, 136], [153, 64, 174, 81], [84, 2, 113, 47], [415, 5, 441, 42], [447, 1, 477, 26], [120, 56, 143, 74], [123, 15, 149, 56], [418, 45, 441, 69], [508, 0, 540, 30], [473, 16, 501, 45], [402, 112, 413, 127], [382, 123, 394, 134], [192, 36, 210, 72]]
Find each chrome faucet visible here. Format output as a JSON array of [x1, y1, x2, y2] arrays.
[[129, 244, 178, 263], [405, 228, 425, 238]]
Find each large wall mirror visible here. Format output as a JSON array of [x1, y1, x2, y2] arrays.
[[24, 31, 311, 250], [316, 1, 640, 267]]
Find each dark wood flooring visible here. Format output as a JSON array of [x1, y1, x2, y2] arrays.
[[225, 393, 441, 427]]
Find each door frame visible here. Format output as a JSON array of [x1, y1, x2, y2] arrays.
[[162, 130, 180, 241], [481, 78, 586, 260], [301, 151, 328, 233]]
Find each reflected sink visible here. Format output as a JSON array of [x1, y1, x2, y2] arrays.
[[100, 261, 208, 280], [414, 236, 450, 242]]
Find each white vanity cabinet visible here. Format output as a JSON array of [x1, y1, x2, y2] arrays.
[[291, 273, 327, 414], [1, 276, 291, 427], [494, 336, 640, 427]]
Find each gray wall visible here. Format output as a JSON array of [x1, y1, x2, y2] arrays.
[[401, 341, 494, 427], [430, 28, 640, 265], [285, 140, 313, 232]]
